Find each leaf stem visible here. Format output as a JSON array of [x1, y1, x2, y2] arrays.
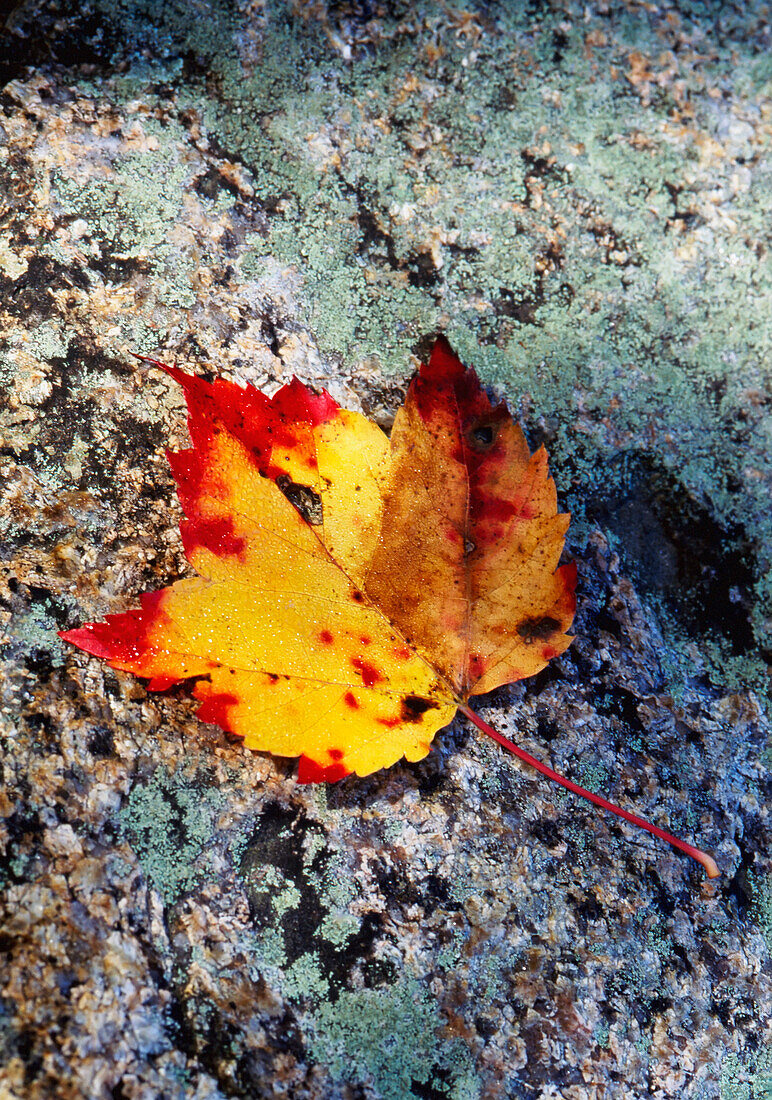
[[459, 703, 719, 879]]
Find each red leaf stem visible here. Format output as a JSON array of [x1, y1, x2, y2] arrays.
[[460, 704, 719, 878]]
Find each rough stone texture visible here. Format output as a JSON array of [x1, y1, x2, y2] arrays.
[[0, 2, 770, 1098]]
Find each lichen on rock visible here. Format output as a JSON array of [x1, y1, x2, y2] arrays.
[[0, 2, 770, 1098]]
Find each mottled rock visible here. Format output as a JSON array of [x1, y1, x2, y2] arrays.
[[1, 2, 770, 1099]]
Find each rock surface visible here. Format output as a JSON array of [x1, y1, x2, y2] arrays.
[[1, 2, 770, 1098]]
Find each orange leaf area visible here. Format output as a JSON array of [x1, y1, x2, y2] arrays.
[[62, 338, 576, 781]]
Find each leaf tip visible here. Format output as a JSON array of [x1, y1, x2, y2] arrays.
[[58, 625, 109, 659], [274, 376, 340, 426], [423, 334, 466, 381]]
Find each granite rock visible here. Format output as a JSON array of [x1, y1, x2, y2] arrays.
[[0, 2, 770, 1098]]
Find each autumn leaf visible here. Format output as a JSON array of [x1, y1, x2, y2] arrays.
[[61, 338, 718, 877]]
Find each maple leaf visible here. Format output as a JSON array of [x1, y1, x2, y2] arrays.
[[61, 338, 719, 878]]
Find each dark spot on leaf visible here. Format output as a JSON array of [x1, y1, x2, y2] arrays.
[[467, 417, 498, 450], [329, 748, 343, 761], [472, 425, 494, 447], [275, 473, 323, 525], [343, 691, 359, 709], [319, 630, 334, 645], [401, 695, 437, 722], [517, 616, 561, 644], [351, 589, 365, 603]]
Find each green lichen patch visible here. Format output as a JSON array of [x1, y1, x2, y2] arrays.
[[120, 765, 225, 904], [51, 131, 197, 326], [233, 801, 482, 1095], [238, 801, 379, 1003], [749, 871, 772, 956], [309, 981, 480, 1100], [1, 602, 70, 676], [19, 322, 70, 364], [720, 1044, 772, 1100]]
